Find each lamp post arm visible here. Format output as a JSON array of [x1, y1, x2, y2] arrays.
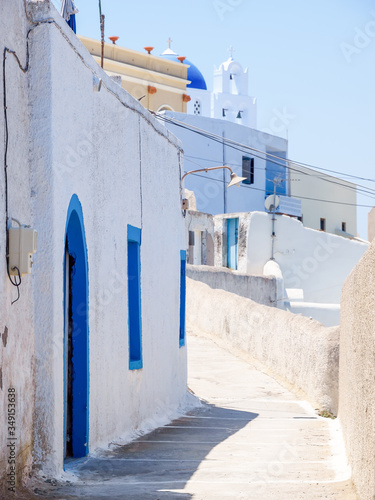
[[181, 165, 233, 183]]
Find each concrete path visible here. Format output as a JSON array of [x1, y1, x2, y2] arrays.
[[31, 332, 357, 499]]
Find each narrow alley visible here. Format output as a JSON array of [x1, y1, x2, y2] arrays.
[[31, 332, 357, 500]]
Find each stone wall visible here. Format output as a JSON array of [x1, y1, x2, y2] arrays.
[[339, 241, 375, 500], [187, 279, 339, 414], [187, 264, 277, 307]]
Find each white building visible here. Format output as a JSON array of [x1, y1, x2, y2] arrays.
[[162, 111, 301, 217], [1, 0, 187, 488], [160, 47, 358, 237], [158, 48, 300, 218], [290, 165, 358, 237]]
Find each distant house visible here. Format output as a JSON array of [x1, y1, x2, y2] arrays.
[[290, 165, 358, 238], [0, 0, 187, 489]]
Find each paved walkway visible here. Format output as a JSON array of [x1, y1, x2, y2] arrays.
[[32, 332, 357, 499]]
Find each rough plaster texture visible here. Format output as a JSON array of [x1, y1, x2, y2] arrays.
[[184, 189, 197, 211], [339, 240, 375, 500], [1, 0, 187, 483], [187, 279, 339, 414], [187, 264, 277, 306], [368, 206, 375, 242], [0, 0, 36, 493], [185, 210, 215, 265]]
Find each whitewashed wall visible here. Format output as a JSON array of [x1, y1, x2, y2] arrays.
[[244, 212, 367, 305], [0, 0, 36, 493], [1, 0, 187, 482], [210, 211, 367, 326]]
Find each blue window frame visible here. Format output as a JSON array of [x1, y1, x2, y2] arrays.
[[127, 225, 142, 370], [179, 250, 187, 347]]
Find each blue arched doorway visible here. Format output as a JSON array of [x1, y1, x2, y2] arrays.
[[64, 194, 89, 459]]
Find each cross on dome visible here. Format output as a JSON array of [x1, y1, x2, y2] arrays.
[[162, 37, 177, 56], [228, 45, 235, 59]]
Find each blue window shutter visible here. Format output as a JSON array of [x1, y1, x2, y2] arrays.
[[179, 250, 187, 347], [127, 225, 142, 369]]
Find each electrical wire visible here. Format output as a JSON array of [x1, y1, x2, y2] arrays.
[[184, 154, 375, 202], [157, 113, 375, 185], [3, 46, 27, 302], [3, 5, 184, 304], [187, 171, 375, 208], [157, 114, 375, 203]]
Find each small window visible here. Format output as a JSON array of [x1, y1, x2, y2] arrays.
[[179, 250, 187, 348], [342, 222, 347, 232], [189, 231, 195, 246], [242, 156, 254, 184], [193, 99, 201, 115], [127, 225, 142, 370], [320, 218, 326, 231], [222, 108, 227, 117]]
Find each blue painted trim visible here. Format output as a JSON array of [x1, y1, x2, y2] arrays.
[[127, 225, 143, 370], [227, 218, 239, 270], [63, 194, 89, 460], [179, 250, 187, 348], [128, 224, 141, 244], [129, 359, 143, 370]]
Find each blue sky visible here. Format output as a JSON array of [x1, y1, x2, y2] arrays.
[[52, 0, 375, 238]]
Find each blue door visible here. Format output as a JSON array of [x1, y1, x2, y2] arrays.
[[64, 195, 89, 459], [227, 218, 239, 270]]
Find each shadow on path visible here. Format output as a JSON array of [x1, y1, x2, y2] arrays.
[[29, 403, 258, 499]]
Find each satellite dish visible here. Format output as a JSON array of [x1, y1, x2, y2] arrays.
[[265, 195, 280, 212]]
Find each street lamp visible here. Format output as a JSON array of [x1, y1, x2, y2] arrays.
[[181, 166, 246, 210]]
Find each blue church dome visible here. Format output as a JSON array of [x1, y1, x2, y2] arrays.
[[161, 48, 207, 90]]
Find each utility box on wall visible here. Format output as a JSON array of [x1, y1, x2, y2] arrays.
[[8, 226, 37, 276]]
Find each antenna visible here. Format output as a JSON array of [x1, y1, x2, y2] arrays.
[[265, 194, 280, 212]]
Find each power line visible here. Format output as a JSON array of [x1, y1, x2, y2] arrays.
[[159, 114, 375, 197], [157, 113, 375, 185], [187, 171, 375, 208], [185, 154, 375, 202], [184, 149, 375, 203], [157, 113, 375, 203]]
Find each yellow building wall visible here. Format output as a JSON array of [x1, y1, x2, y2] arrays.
[[79, 36, 190, 113]]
